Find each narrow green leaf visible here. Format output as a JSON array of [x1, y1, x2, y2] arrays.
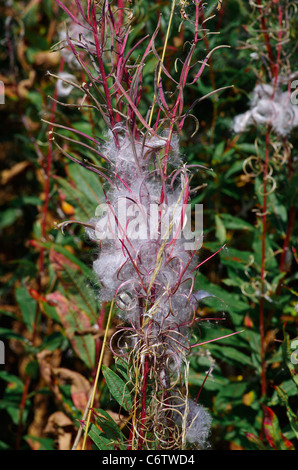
[[102, 365, 132, 412], [115, 357, 130, 382], [220, 213, 254, 231], [0, 370, 24, 388], [274, 386, 298, 439], [15, 286, 37, 333], [0, 328, 27, 342], [68, 163, 103, 206], [24, 435, 56, 450], [208, 344, 254, 367], [86, 422, 115, 450], [282, 331, 298, 387], [92, 408, 126, 449], [85, 409, 126, 450], [215, 214, 226, 244]]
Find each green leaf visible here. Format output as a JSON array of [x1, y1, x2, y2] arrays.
[[215, 214, 226, 244], [269, 380, 297, 405], [212, 141, 225, 164], [0, 441, 10, 450], [273, 385, 298, 439], [0, 208, 22, 230], [208, 343, 254, 367], [235, 143, 257, 154], [42, 0, 55, 18], [225, 160, 243, 179], [220, 247, 253, 271], [87, 422, 114, 450], [0, 327, 27, 342], [194, 272, 249, 315], [71, 333, 95, 369], [41, 242, 95, 280], [41, 332, 67, 351], [24, 435, 56, 450], [25, 360, 40, 380], [282, 331, 298, 387], [220, 213, 254, 231], [27, 91, 43, 109], [67, 163, 103, 206], [115, 356, 130, 382], [15, 286, 37, 333], [245, 432, 268, 450], [0, 372, 28, 425], [48, 246, 98, 323], [42, 302, 61, 323], [86, 409, 126, 450], [102, 365, 132, 412], [56, 162, 104, 221], [0, 371, 24, 389], [188, 370, 229, 391], [55, 175, 96, 221], [214, 381, 248, 411], [22, 3, 39, 27]]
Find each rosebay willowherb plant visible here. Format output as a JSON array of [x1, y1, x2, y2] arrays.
[[47, 0, 234, 450], [231, 0, 298, 444]]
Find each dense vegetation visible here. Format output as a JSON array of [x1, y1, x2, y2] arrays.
[[0, 0, 297, 450]]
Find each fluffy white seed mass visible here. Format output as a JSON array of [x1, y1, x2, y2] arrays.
[[233, 83, 298, 136], [185, 399, 212, 448], [173, 397, 212, 449], [85, 127, 211, 448], [86, 129, 197, 331]]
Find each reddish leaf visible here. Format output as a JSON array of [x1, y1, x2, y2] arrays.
[[46, 291, 95, 368], [263, 406, 294, 450], [49, 247, 79, 278], [46, 291, 91, 331], [245, 432, 268, 450]]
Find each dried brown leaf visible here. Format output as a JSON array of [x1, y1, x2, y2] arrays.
[[44, 411, 74, 450], [0, 161, 31, 185]]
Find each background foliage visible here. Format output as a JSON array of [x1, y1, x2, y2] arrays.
[[0, 0, 297, 450]]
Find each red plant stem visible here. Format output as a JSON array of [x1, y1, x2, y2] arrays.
[[127, 424, 135, 450], [273, 4, 283, 91], [15, 376, 30, 450], [116, 0, 124, 32], [255, 0, 275, 77], [38, 57, 65, 279], [199, 4, 217, 144], [215, 1, 226, 31], [259, 128, 270, 400], [195, 367, 212, 403], [199, 7, 215, 91], [259, 2, 284, 422], [90, 2, 119, 147], [162, 1, 203, 175]]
